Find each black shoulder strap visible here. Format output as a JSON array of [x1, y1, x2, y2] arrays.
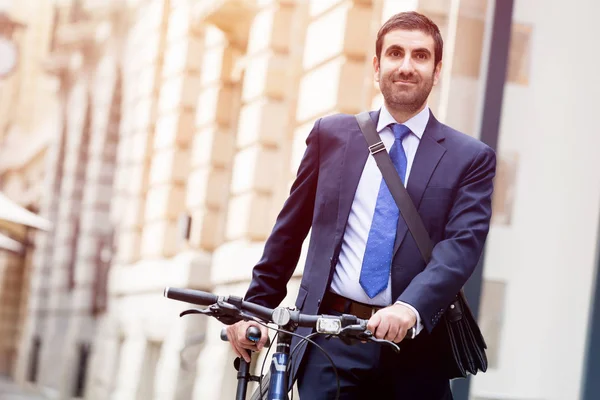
[[355, 111, 433, 263]]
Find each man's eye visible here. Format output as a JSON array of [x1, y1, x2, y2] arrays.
[[390, 51, 401, 57], [416, 53, 427, 60]]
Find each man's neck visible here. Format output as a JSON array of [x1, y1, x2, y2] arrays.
[[384, 101, 427, 124]]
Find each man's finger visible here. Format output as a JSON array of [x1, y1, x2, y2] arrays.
[[384, 321, 399, 342], [393, 326, 408, 343], [227, 326, 240, 349], [257, 330, 269, 351], [375, 318, 390, 340], [239, 348, 251, 363], [231, 339, 247, 362], [229, 323, 252, 361], [234, 340, 252, 363], [367, 313, 381, 333], [238, 325, 255, 348], [227, 324, 240, 342], [260, 324, 269, 338]]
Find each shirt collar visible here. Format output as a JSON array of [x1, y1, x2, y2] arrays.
[[376, 103, 430, 139]]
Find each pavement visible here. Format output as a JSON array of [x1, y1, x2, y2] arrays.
[[0, 376, 46, 399]]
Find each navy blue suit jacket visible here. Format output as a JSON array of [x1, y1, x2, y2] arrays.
[[245, 109, 496, 377]]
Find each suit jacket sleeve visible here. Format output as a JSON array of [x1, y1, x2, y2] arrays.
[[397, 145, 496, 333], [244, 119, 321, 308]]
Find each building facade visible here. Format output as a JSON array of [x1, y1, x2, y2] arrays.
[[0, 0, 599, 400]]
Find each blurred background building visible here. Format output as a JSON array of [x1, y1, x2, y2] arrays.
[[0, 0, 599, 399]]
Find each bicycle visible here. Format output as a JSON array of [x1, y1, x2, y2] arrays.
[[163, 287, 415, 400]]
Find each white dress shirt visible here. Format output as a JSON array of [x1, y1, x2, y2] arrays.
[[329, 104, 430, 335]]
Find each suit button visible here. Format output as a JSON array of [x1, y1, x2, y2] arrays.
[[317, 298, 321, 306]]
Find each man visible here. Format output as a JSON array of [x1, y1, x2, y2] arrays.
[[226, 11, 496, 399]]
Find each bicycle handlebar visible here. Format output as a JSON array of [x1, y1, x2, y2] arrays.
[[164, 286, 415, 340], [164, 286, 275, 322], [164, 286, 367, 328]]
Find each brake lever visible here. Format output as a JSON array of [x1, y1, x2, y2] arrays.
[[336, 325, 374, 346], [179, 303, 242, 325], [366, 336, 400, 353], [339, 324, 367, 335], [180, 308, 214, 318], [336, 326, 400, 353]]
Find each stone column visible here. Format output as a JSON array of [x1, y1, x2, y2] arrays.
[[114, 0, 169, 265], [52, 44, 122, 400], [209, 0, 297, 290], [101, 0, 211, 399], [139, 0, 198, 261], [152, 314, 205, 400], [191, 1, 304, 398], [14, 79, 67, 385], [38, 70, 92, 395], [14, 5, 75, 378], [110, 335, 147, 400], [105, 0, 172, 397], [184, 24, 239, 257], [138, 1, 212, 399]]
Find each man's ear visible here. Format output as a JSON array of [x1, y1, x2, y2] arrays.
[[373, 55, 380, 82], [433, 61, 443, 86]]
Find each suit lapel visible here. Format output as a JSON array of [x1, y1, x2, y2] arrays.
[[334, 110, 379, 241], [392, 112, 447, 257]]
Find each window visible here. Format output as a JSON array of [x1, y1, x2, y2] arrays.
[[27, 336, 41, 382], [73, 342, 91, 398]]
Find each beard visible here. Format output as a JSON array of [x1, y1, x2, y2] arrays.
[[379, 70, 434, 113]]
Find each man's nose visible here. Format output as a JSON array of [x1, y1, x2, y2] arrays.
[[398, 55, 415, 73]]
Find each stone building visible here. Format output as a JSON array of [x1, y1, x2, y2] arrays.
[[0, 1, 599, 400], [0, 0, 56, 385]]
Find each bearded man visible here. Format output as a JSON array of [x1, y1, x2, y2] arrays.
[[226, 11, 496, 400]]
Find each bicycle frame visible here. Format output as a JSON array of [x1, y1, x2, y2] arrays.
[[235, 331, 292, 400], [266, 331, 291, 400]]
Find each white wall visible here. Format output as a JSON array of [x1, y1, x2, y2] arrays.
[[472, 1, 600, 399]]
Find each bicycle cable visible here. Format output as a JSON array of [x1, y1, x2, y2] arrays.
[[251, 319, 341, 400], [287, 331, 321, 400], [287, 331, 320, 373]]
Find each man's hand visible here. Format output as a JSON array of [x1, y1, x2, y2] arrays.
[[226, 320, 269, 363], [367, 303, 416, 343]]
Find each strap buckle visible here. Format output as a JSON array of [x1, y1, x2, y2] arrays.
[[368, 141, 386, 155]]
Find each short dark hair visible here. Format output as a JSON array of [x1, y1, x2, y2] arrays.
[[375, 11, 443, 66]]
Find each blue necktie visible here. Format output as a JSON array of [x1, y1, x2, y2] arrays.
[[359, 123, 411, 298]]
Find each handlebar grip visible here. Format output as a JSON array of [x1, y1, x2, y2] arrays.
[[164, 287, 218, 306], [246, 326, 261, 342], [350, 317, 415, 339], [220, 326, 271, 347]]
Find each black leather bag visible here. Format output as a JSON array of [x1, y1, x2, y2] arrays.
[[355, 112, 488, 379]]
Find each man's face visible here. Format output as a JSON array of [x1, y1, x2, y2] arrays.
[[374, 29, 442, 113]]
